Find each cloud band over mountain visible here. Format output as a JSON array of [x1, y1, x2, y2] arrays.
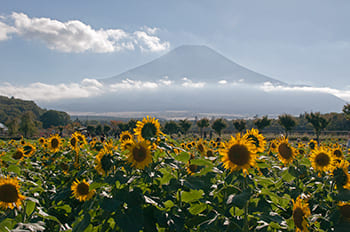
[[0, 78, 349, 103], [0, 12, 170, 53]]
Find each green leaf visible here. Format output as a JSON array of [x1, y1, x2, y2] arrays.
[[174, 152, 190, 162], [181, 189, 204, 203], [26, 200, 36, 217], [228, 190, 251, 209], [8, 164, 21, 175], [54, 204, 72, 213], [0, 218, 16, 231], [163, 200, 175, 210], [89, 182, 105, 191], [101, 198, 122, 212], [190, 159, 214, 167], [189, 203, 207, 215], [73, 213, 91, 232], [282, 169, 295, 182]]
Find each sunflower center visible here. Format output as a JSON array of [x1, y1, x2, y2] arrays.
[[293, 207, 304, 230], [101, 154, 113, 172], [315, 152, 330, 167], [340, 205, 350, 219], [206, 150, 214, 157], [309, 142, 316, 150], [70, 137, 77, 147], [278, 143, 293, 160], [77, 183, 89, 196], [133, 146, 147, 162], [23, 145, 33, 155], [141, 123, 157, 139], [13, 151, 24, 160], [188, 164, 197, 173], [228, 144, 250, 166], [0, 184, 19, 203], [333, 149, 342, 158], [121, 134, 131, 141], [197, 144, 205, 153], [51, 138, 59, 148]]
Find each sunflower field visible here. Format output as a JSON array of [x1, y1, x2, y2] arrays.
[[0, 116, 350, 231]]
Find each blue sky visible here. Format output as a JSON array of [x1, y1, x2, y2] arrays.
[[0, 0, 350, 102]]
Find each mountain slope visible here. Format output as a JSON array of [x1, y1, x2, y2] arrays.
[[102, 45, 285, 85]]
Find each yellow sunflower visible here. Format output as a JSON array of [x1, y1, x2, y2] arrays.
[[23, 143, 36, 157], [134, 116, 162, 141], [0, 176, 26, 209], [338, 202, 350, 221], [38, 137, 46, 146], [48, 134, 62, 153], [119, 131, 134, 143], [333, 160, 350, 190], [309, 146, 334, 173], [12, 147, 26, 161], [187, 163, 198, 175], [196, 139, 207, 155], [121, 139, 134, 152], [269, 139, 278, 153], [220, 133, 257, 176], [69, 134, 80, 152], [308, 139, 318, 151], [127, 140, 153, 169], [276, 137, 296, 165], [95, 149, 114, 176], [332, 146, 344, 160], [244, 128, 266, 153], [292, 196, 311, 232], [71, 179, 95, 202], [73, 131, 87, 146]]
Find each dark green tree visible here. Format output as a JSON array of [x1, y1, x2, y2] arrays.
[[233, 119, 246, 132], [343, 103, 350, 120], [197, 118, 210, 138], [40, 110, 70, 129], [103, 124, 111, 135], [6, 117, 20, 136], [211, 118, 227, 137], [254, 116, 271, 131], [305, 112, 330, 144], [278, 114, 296, 137], [95, 124, 103, 136], [87, 125, 95, 136], [19, 112, 37, 138], [118, 122, 129, 132], [179, 119, 192, 136], [164, 121, 179, 136], [127, 119, 137, 132]]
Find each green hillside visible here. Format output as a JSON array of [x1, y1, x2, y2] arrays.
[[0, 96, 45, 122]]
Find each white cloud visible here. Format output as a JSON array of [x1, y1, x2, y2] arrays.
[[0, 12, 169, 53], [0, 79, 104, 101], [109, 79, 158, 91], [260, 82, 350, 101], [134, 31, 170, 52], [0, 21, 17, 41], [2, 78, 349, 103], [159, 76, 173, 86], [181, 77, 206, 88], [218, 80, 227, 84]]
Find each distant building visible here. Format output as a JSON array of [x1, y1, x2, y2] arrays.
[[0, 123, 8, 135]]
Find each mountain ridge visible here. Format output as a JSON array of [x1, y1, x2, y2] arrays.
[[101, 45, 286, 85]]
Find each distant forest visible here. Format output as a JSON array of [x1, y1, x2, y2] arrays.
[[0, 95, 349, 139]]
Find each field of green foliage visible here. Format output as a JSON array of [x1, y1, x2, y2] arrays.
[[0, 116, 350, 231]]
